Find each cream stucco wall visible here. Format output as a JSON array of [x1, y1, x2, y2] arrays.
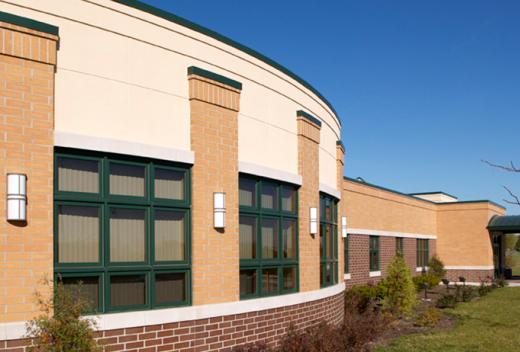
[[1, 0, 340, 189]]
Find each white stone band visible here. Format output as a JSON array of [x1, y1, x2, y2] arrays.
[[239, 161, 302, 185], [445, 266, 494, 270], [347, 228, 436, 239], [319, 183, 341, 200]]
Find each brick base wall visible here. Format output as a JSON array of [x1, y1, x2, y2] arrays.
[[346, 235, 437, 288], [0, 291, 345, 352], [445, 269, 494, 283]]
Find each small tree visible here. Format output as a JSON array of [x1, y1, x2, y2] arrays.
[[382, 255, 417, 316], [428, 254, 446, 280], [25, 277, 101, 352]]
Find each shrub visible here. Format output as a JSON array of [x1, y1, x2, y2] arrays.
[[494, 275, 508, 288], [413, 273, 440, 291], [25, 277, 101, 352], [428, 255, 446, 279], [436, 293, 457, 309], [415, 307, 442, 327], [381, 255, 417, 316], [233, 341, 270, 352], [347, 282, 386, 311], [455, 285, 477, 302]]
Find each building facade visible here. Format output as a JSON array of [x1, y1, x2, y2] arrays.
[[0, 1, 505, 351]]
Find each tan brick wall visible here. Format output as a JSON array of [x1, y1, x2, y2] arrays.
[[0, 24, 57, 323], [336, 143, 345, 282], [297, 116, 321, 292], [189, 74, 240, 305], [437, 202, 504, 267]]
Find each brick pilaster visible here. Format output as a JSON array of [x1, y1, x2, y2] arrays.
[[336, 141, 345, 283], [0, 19, 58, 322], [297, 111, 321, 292], [188, 67, 241, 304]]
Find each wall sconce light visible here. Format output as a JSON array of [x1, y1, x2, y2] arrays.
[[213, 192, 225, 229], [309, 207, 318, 235], [7, 173, 27, 221], [341, 216, 348, 238]]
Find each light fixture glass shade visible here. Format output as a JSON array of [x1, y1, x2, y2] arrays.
[[341, 216, 348, 238], [7, 173, 27, 221], [214, 192, 226, 228], [309, 207, 318, 235]]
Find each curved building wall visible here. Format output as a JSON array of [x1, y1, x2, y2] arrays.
[[2, 0, 340, 189]]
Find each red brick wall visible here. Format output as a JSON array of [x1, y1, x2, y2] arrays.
[[445, 269, 494, 283], [346, 235, 437, 288], [0, 291, 344, 352]]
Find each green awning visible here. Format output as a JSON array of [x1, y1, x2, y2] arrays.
[[488, 215, 520, 232]]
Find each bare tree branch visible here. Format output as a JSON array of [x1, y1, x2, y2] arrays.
[[482, 159, 520, 173], [503, 186, 520, 207]]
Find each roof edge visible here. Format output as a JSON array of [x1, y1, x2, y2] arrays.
[[297, 110, 322, 127], [112, 0, 340, 125], [0, 10, 58, 35], [343, 176, 506, 210], [187, 66, 242, 90], [410, 191, 458, 199]]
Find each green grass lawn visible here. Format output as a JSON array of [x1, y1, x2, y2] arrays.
[[377, 287, 520, 352]]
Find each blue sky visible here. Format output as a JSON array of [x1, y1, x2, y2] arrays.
[[143, 0, 520, 214]]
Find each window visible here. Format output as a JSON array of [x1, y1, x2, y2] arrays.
[[417, 239, 429, 268], [239, 176, 298, 298], [369, 236, 380, 272], [54, 150, 191, 313], [344, 236, 349, 274], [396, 237, 404, 256], [320, 193, 338, 287]]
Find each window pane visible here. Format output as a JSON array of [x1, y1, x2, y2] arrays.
[[261, 218, 278, 259], [320, 264, 325, 285], [320, 225, 325, 258], [154, 168, 184, 200], [326, 225, 331, 258], [262, 268, 278, 294], [58, 205, 99, 263], [283, 267, 296, 290], [110, 275, 146, 308], [109, 163, 145, 197], [57, 157, 99, 194], [281, 187, 295, 212], [240, 269, 256, 295], [155, 210, 185, 261], [62, 276, 100, 311], [325, 263, 332, 284], [155, 273, 185, 304], [110, 208, 145, 262], [282, 220, 296, 259], [261, 182, 278, 210], [240, 216, 256, 259], [239, 178, 256, 207]]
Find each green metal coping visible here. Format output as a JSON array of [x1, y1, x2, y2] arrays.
[[187, 66, 242, 90], [0, 10, 58, 35], [487, 215, 520, 232], [343, 176, 505, 209], [297, 110, 322, 127], [336, 140, 345, 150], [112, 0, 340, 125], [409, 191, 458, 199]]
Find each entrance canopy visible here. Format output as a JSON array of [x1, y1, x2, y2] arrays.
[[488, 215, 520, 233]]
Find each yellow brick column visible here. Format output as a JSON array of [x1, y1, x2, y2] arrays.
[[296, 110, 321, 292], [188, 66, 241, 304], [336, 141, 345, 282], [0, 16, 58, 322]]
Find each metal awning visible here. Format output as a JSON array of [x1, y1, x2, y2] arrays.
[[488, 215, 520, 232]]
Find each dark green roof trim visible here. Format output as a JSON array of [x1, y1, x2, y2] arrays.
[[488, 215, 520, 231], [113, 0, 339, 124], [297, 110, 321, 127], [0, 10, 58, 36], [410, 191, 458, 200], [437, 199, 506, 210], [344, 176, 505, 209], [336, 140, 345, 149], [187, 66, 242, 90]]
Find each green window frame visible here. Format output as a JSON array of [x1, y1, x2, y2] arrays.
[[416, 239, 429, 268], [396, 237, 404, 256], [369, 236, 380, 272], [238, 175, 299, 299], [54, 149, 191, 313], [320, 193, 338, 287]]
